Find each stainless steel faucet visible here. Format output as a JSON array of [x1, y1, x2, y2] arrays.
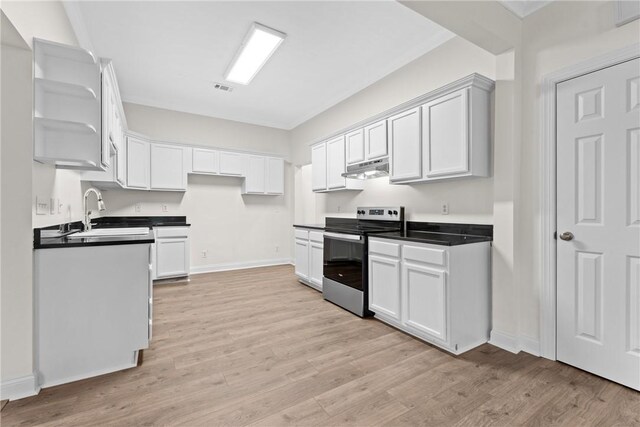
[[83, 188, 106, 231]]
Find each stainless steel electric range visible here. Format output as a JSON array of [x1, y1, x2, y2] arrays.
[[322, 207, 404, 317]]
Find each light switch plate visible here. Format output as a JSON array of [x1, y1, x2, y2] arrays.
[[36, 197, 49, 215]]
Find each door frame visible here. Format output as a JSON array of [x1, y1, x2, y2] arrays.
[[539, 43, 640, 360]]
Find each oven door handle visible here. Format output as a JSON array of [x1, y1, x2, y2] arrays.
[[324, 232, 364, 243]]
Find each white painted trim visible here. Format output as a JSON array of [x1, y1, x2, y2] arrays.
[[1, 374, 40, 401], [519, 335, 541, 357], [498, 1, 553, 19], [539, 43, 640, 361], [190, 258, 293, 275], [489, 329, 519, 354], [62, 1, 95, 54]]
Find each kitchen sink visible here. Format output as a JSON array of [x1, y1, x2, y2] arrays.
[[67, 227, 150, 238]]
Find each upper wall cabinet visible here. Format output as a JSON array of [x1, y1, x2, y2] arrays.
[[126, 136, 187, 192], [242, 156, 284, 195], [364, 119, 388, 161], [34, 39, 103, 170], [192, 148, 220, 174], [346, 128, 365, 165], [126, 137, 151, 190], [389, 107, 422, 182], [311, 138, 364, 193], [219, 152, 246, 176]]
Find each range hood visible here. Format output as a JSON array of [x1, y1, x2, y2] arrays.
[[341, 158, 389, 180]]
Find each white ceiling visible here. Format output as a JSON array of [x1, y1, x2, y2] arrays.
[[498, 0, 553, 18], [71, 1, 453, 130]]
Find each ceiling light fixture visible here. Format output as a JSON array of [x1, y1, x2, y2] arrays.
[[224, 22, 286, 85]]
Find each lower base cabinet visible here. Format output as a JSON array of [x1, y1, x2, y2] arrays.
[[368, 237, 490, 355], [294, 227, 324, 291], [152, 227, 190, 280]]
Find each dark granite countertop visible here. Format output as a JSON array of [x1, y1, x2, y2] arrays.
[[293, 224, 325, 230], [33, 216, 189, 249], [372, 230, 492, 246], [371, 221, 493, 246]]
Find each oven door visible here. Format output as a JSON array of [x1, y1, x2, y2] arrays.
[[323, 232, 364, 291]]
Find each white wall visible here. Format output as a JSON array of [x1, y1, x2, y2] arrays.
[[291, 36, 496, 225], [99, 103, 294, 270]]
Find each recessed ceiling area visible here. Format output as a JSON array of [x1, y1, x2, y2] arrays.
[[73, 1, 454, 130]]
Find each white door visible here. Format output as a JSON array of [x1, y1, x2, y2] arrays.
[[346, 128, 365, 165], [127, 137, 150, 189], [326, 136, 346, 189], [369, 254, 401, 321], [365, 119, 388, 160], [422, 88, 469, 178], [556, 58, 640, 391], [192, 148, 219, 174], [309, 241, 324, 289], [219, 152, 245, 176], [266, 157, 284, 194], [150, 144, 185, 190], [402, 262, 447, 342], [311, 143, 327, 191], [294, 239, 309, 280], [389, 107, 421, 182], [245, 155, 266, 194], [156, 238, 189, 278]]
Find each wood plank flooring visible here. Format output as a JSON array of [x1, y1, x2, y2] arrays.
[[2, 265, 639, 426]]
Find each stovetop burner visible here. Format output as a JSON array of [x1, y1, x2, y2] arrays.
[[324, 207, 405, 235]]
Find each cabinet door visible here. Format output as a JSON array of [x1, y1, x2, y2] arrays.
[[219, 152, 245, 176], [266, 157, 284, 195], [192, 148, 219, 174], [245, 155, 266, 194], [150, 144, 185, 190], [389, 107, 421, 182], [101, 70, 113, 169], [155, 238, 189, 278], [127, 137, 150, 189], [345, 128, 365, 165], [114, 115, 126, 186], [369, 254, 401, 321], [294, 238, 309, 280], [422, 88, 469, 178], [309, 241, 324, 289], [365, 119, 388, 160], [326, 136, 346, 189], [311, 143, 327, 191], [402, 262, 447, 342]]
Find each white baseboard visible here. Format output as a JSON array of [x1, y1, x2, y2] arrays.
[[190, 258, 293, 275], [489, 329, 541, 356], [1, 373, 40, 401]]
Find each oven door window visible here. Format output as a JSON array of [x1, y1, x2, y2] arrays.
[[323, 236, 364, 291]]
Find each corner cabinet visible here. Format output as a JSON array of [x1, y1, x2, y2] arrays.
[[294, 227, 324, 291], [311, 139, 364, 193], [126, 136, 187, 191], [368, 237, 491, 355]]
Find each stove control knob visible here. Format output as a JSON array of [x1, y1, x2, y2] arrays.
[[357, 210, 363, 215], [393, 210, 398, 215], [388, 210, 393, 215]]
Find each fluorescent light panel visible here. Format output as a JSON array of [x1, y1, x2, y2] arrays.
[[225, 22, 286, 85]]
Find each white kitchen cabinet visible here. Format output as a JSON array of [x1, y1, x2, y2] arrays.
[[153, 227, 190, 280], [311, 139, 364, 193], [403, 262, 447, 342], [369, 254, 401, 321], [368, 237, 490, 355], [241, 156, 284, 195], [219, 152, 245, 176], [127, 137, 150, 189], [364, 119, 388, 160], [311, 143, 327, 191], [346, 128, 365, 165], [192, 148, 219, 174], [266, 157, 285, 194], [150, 144, 186, 191], [388, 107, 422, 182], [33, 38, 103, 170], [294, 227, 324, 291]]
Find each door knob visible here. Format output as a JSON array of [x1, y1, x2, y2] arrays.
[[559, 231, 574, 241]]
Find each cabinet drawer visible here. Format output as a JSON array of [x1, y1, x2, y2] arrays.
[[369, 240, 400, 258], [294, 229, 309, 240], [309, 231, 324, 243], [403, 245, 446, 266], [155, 227, 190, 238]]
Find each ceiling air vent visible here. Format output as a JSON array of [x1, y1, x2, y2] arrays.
[[213, 82, 234, 92]]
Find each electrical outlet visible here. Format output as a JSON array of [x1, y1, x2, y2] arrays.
[[57, 199, 63, 214], [337, 205, 341, 212], [441, 202, 449, 215], [135, 203, 141, 213], [201, 250, 208, 258], [36, 197, 49, 215], [50, 198, 56, 214], [161, 204, 168, 213]]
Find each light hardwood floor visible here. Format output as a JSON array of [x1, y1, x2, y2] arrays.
[[2, 265, 639, 426]]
